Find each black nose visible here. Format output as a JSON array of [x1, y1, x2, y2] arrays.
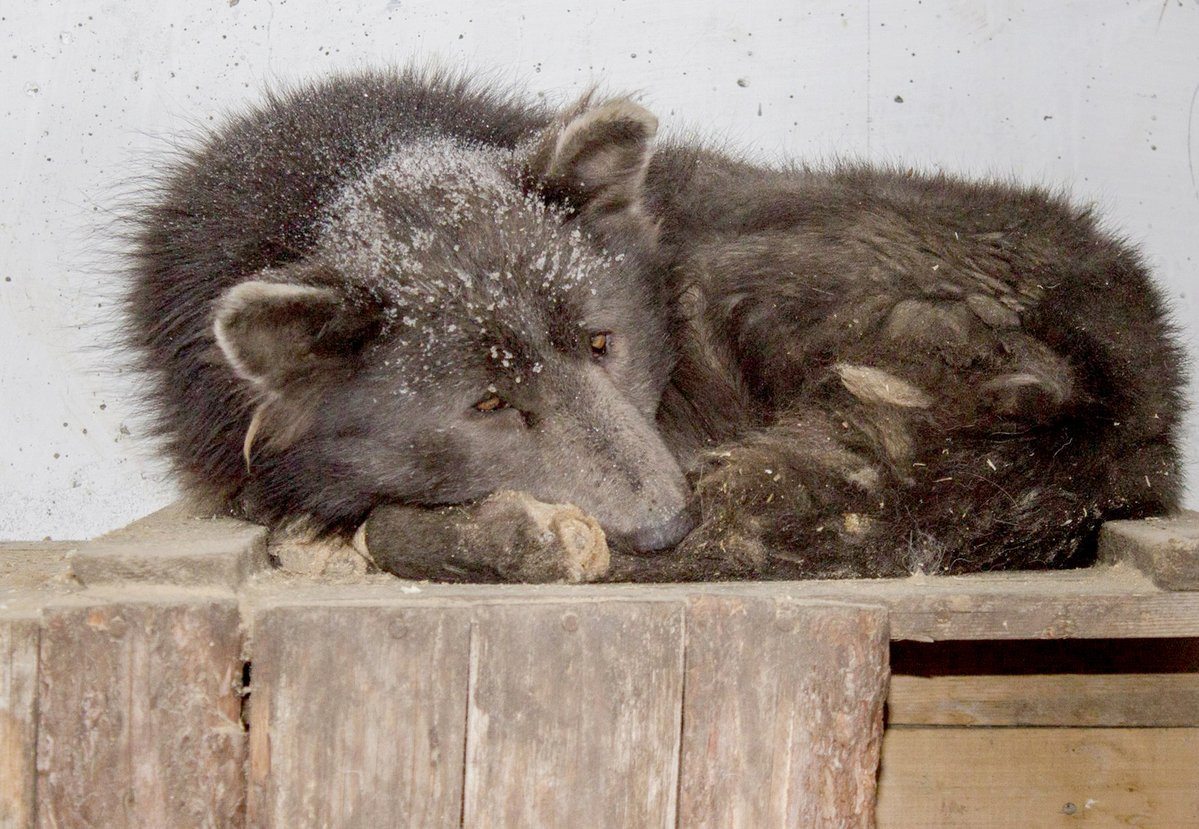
[[621, 509, 696, 552]]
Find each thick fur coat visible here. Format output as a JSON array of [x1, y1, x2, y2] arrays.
[[125, 69, 1186, 581]]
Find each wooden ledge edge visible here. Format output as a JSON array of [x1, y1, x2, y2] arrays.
[[1099, 511, 1199, 591]]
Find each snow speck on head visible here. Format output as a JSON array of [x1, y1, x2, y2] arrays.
[[310, 135, 619, 390]]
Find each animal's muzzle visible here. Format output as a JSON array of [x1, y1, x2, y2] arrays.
[[619, 508, 696, 552]]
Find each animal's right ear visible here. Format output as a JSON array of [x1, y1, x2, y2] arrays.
[[523, 96, 658, 218], [213, 279, 382, 393]]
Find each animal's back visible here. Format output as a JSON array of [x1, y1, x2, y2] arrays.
[[647, 148, 1186, 575]]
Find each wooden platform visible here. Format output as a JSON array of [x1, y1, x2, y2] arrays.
[[1, 508, 1196, 827]]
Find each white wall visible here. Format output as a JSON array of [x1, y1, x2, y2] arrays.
[[2, 0, 1197, 540]]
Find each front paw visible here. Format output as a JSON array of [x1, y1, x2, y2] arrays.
[[468, 491, 610, 583]]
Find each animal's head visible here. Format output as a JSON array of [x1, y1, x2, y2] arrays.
[[211, 98, 693, 551]]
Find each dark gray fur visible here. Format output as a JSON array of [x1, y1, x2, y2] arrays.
[[124, 68, 1186, 581]]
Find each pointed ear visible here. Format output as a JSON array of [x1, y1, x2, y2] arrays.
[[524, 96, 658, 215], [213, 279, 382, 392]]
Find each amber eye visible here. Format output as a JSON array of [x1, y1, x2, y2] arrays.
[[589, 332, 610, 357], [474, 394, 508, 412]]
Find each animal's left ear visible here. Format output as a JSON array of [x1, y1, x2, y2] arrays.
[[524, 96, 658, 219]]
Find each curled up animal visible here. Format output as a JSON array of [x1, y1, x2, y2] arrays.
[[124, 67, 1186, 583]]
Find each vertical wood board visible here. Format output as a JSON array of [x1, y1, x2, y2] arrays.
[[247, 604, 471, 829], [35, 600, 245, 829], [0, 618, 38, 829], [462, 600, 685, 829], [678, 598, 889, 829]]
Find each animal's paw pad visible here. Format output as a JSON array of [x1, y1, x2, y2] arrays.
[[478, 491, 610, 583]]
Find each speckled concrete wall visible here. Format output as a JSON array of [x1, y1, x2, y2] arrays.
[[2, 0, 1197, 539]]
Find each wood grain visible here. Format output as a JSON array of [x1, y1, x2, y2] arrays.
[[35, 597, 245, 829], [877, 570, 1199, 640], [0, 616, 38, 829], [70, 503, 268, 589], [247, 604, 471, 828], [888, 672, 1199, 727], [462, 600, 685, 829], [877, 727, 1199, 828], [678, 597, 889, 828], [1100, 512, 1199, 590], [243, 560, 1199, 641]]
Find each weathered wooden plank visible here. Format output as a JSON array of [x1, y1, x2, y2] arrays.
[[462, 601, 685, 828], [35, 597, 245, 829], [247, 604, 471, 828], [0, 616, 39, 829], [69, 503, 268, 589], [1101, 512, 1199, 590], [876, 727, 1199, 827], [883, 583, 1199, 640], [888, 673, 1199, 727], [0, 542, 76, 589], [243, 560, 1199, 641], [678, 598, 889, 828]]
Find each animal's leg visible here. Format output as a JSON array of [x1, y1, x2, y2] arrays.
[[665, 274, 1110, 579], [668, 364, 940, 580], [360, 490, 610, 583]]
